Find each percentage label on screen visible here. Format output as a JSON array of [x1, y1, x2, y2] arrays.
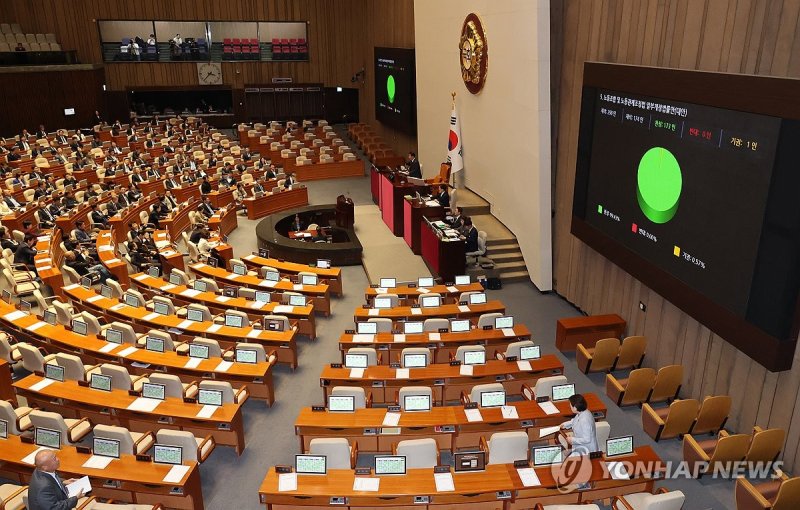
[[682, 251, 706, 269]]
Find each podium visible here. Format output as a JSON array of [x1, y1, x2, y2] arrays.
[[336, 194, 354, 228], [420, 218, 465, 283], [403, 197, 445, 254]]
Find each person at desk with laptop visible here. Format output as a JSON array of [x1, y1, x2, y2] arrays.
[[405, 152, 422, 179]]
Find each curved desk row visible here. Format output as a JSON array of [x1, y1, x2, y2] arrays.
[[242, 253, 343, 296], [15, 374, 246, 454], [244, 186, 310, 220], [353, 301, 506, 323], [364, 282, 485, 304]]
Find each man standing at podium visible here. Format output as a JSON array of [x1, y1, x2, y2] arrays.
[[406, 152, 421, 179]]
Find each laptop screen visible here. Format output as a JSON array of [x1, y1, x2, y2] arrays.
[[551, 383, 576, 402], [235, 348, 258, 364], [451, 319, 470, 333], [454, 275, 471, 285], [295, 454, 326, 474], [90, 373, 112, 391], [327, 395, 355, 412], [145, 336, 165, 353], [533, 446, 563, 466], [403, 394, 431, 412], [418, 277, 434, 288], [403, 353, 427, 368], [463, 350, 486, 366], [495, 316, 514, 329], [480, 390, 506, 408], [356, 321, 377, 335], [198, 388, 223, 406], [345, 353, 368, 368], [374, 455, 406, 475]]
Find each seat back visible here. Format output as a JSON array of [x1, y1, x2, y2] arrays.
[[616, 335, 647, 370], [192, 337, 222, 358], [456, 345, 485, 364], [620, 368, 657, 406], [152, 296, 176, 315], [198, 277, 218, 292], [330, 386, 367, 409], [367, 317, 392, 333], [774, 477, 800, 510], [170, 269, 191, 286], [186, 304, 212, 321], [0, 335, 16, 363], [533, 375, 569, 399], [54, 352, 86, 381], [308, 438, 351, 469], [692, 395, 731, 435], [198, 380, 236, 404], [156, 430, 198, 463], [106, 279, 124, 299], [375, 293, 399, 307], [745, 428, 786, 463], [423, 318, 449, 332], [100, 363, 134, 390], [650, 364, 683, 403], [78, 311, 103, 335], [471, 382, 504, 406], [146, 330, 177, 351], [639, 490, 686, 510], [147, 373, 184, 398], [263, 314, 291, 331], [709, 433, 751, 466], [17, 343, 45, 373], [93, 424, 135, 455], [29, 410, 69, 445], [487, 431, 529, 465], [400, 347, 431, 368], [504, 340, 535, 359], [396, 438, 438, 469], [418, 292, 442, 308], [346, 347, 378, 366], [234, 342, 266, 362], [586, 337, 620, 372], [398, 386, 433, 411], [662, 399, 700, 439], [596, 421, 612, 453], [477, 313, 502, 329], [0, 400, 27, 434]]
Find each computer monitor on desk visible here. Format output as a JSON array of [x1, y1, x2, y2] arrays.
[[357, 321, 378, 335], [327, 395, 355, 412], [551, 383, 576, 402], [606, 436, 634, 457], [35, 427, 61, 449], [454, 451, 485, 472], [479, 390, 505, 408], [374, 455, 406, 475], [379, 278, 396, 288], [403, 394, 431, 412], [403, 353, 428, 368], [153, 444, 183, 465], [295, 454, 326, 474], [373, 297, 392, 309], [455, 275, 471, 285], [345, 352, 368, 369], [450, 319, 470, 333], [533, 446, 563, 467], [93, 437, 121, 458], [404, 321, 423, 334], [418, 277, 434, 288]]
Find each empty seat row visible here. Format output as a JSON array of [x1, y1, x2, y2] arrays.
[[0, 41, 61, 52], [1, 32, 57, 44], [684, 426, 786, 477], [577, 335, 646, 373], [642, 395, 730, 441], [606, 364, 684, 406]]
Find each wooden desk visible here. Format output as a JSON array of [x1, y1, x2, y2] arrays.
[[320, 356, 564, 404], [379, 172, 428, 236], [34, 228, 66, 299], [421, 219, 465, 284], [96, 230, 130, 287], [15, 375, 246, 454], [108, 195, 159, 244], [364, 283, 484, 305], [242, 253, 343, 296], [404, 197, 446, 254], [207, 206, 238, 237], [353, 301, 506, 323], [259, 447, 662, 509], [63, 284, 300, 368], [162, 200, 197, 241], [0, 359, 15, 405], [338, 325, 533, 365], [555, 314, 627, 352], [189, 262, 332, 316], [0, 435, 203, 509], [288, 159, 364, 181], [245, 186, 310, 220], [131, 272, 316, 339], [293, 393, 607, 453]]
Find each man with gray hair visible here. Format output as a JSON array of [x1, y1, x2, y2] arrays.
[[27, 449, 84, 509]]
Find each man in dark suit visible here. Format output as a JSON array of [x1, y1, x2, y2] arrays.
[[200, 177, 212, 194], [90, 203, 109, 229], [434, 184, 450, 209], [27, 449, 84, 510], [406, 152, 421, 179], [198, 197, 215, 219], [462, 217, 479, 253], [283, 172, 296, 189], [164, 173, 179, 189], [36, 199, 55, 228], [6, 147, 21, 162]]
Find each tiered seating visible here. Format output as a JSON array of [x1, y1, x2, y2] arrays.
[[0, 23, 61, 52], [223, 37, 260, 60], [347, 122, 405, 167], [270, 37, 307, 60]]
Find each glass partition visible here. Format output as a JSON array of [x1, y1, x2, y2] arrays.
[[154, 21, 209, 61], [258, 22, 308, 61], [98, 20, 157, 62], [208, 21, 259, 61]]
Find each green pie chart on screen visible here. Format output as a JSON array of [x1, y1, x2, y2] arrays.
[[637, 147, 682, 224], [387, 75, 396, 104]]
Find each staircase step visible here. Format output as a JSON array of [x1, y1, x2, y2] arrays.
[[490, 251, 524, 263], [494, 260, 528, 271], [460, 204, 491, 216], [498, 270, 531, 283]]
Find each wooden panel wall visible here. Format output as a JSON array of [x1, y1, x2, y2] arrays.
[[0, 67, 104, 136], [552, 0, 800, 473]]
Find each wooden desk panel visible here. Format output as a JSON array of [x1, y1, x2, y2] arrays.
[[404, 197, 446, 255], [555, 314, 626, 352], [15, 375, 246, 454], [242, 253, 342, 296], [338, 325, 533, 365], [288, 160, 364, 181], [0, 359, 15, 405], [207, 206, 238, 237], [353, 301, 505, 323], [364, 283, 485, 304], [245, 186, 310, 220], [0, 435, 203, 510], [35, 228, 66, 299], [108, 195, 160, 245], [96, 230, 130, 287]]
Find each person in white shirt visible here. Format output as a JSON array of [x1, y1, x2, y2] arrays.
[[147, 34, 156, 46], [172, 34, 183, 45], [129, 39, 140, 60]]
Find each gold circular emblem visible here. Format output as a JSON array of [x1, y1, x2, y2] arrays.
[[459, 13, 488, 94]]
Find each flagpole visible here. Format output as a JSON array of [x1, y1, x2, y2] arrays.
[[450, 92, 456, 189]]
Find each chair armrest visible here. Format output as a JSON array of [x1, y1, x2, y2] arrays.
[[0, 483, 26, 510], [67, 417, 91, 442], [183, 379, 199, 397], [479, 435, 488, 453], [197, 434, 216, 462], [267, 350, 278, 365], [234, 385, 249, 404], [366, 391, 373, 408], [720, 430, 730, 438], [460, 391, 470, 406], [683, 434, 710, 470], [131, 374, 148, 385], [494, 349, 505, 361], [83, 364, 101, 375], [735, 477, 772, 510], [222, 349, 234, 361], [75, 496, 97, 510], [133, 430, 156, 449], [520, 383, 534, 401], [576, 343, 592, 373], [641, 403, 665, 441], [350, 440, 359, 469], [753, 425, 764, 434], [605, 374, 625, 405], [611, 495, 636, 510]]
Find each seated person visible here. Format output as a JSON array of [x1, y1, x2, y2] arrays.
[[200, 177, 212, 194], [72, 220, 95, 244], [3, 189, 23, 210], [36, 200, 56, 229], [13, 234, 38, 275], [64, 249, 112, 284], [197, 230, 224, 267], [461, 217, 479, 254], [147, 204, 162, 228], [90, 203, 110, 229], [62, 192, 78, 210], [283, 172, 297, 189], [434, 184, 450, 208], [22, 220, 38, 237], [198, 197, 216, 219], [0, 226, 20, 252], [128, 241, 161, 273], [290, 213, 304, 232], [448, 206, 465, 231]]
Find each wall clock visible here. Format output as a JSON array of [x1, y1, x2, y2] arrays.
[[197, 62, 223, 85]]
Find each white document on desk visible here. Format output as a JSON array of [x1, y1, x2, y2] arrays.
[[106, 258, 121, 264], [293, 284, 304, 291], [516, 360, 532, 371], [21, 447, 47, 465], [215, 295, 232, 303], [142, 312, 160, 321], [118, 346, 138, 357], [428, 333, 441, 341], [352, 334, 374, 343], [464, 408, 483, 422], [434, 472, 455, 492], [393, 334, 406, 343], [395, 368, 409, 379], [161, 284, 177, 291], [250, 301, 265, 310], [273, 305, 294, 314], [196, 405, 218, 419], [382, 412, 401, 426], [517, 467, 541, 487], [538, 401, 560, 415], [258, 279, 276, 288], [367, 309, 380, 316], [206, 324, 223, 333], [501, 406, 519, 419], [539, 426, 561, 439], [349, 368, 365, 379], [163, 464, 191, 483], [410, 308, 422, 315], [184, 357, 203, 369], [447, 286, 459, 293], [215, 360, 233, 372], [66, 476, 92, 497], [353, 477, 380, 492], [134, 274, 149, 281], [176, 320, 194, 330], [375, 287, 387, 294], [607, 461, 631, 480], [29, 378, 56, 392], [99, 342, 118, 353], [502, 328, 516, 337], [86, 295, 104, 303], [247, 329, 262, 338], [98, 245, 114, 252], [417, 288, 430, 294], [278, 472, 297, 492], [3, 310, 26, 321], [110, 303, 126, 311], [83, 455, 114, 469], [181, 289, 201, 298], [458, 305, 470, 313], [127, 397, 162, 413], [26, 321, 47, 332], [459, 365, 473, 376]]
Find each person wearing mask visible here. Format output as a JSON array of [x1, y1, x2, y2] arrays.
[[26, 449, 84, 510]]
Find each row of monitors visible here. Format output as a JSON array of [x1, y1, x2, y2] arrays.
[[355, 315, 514, 335], [119, 288, 307, 310], [291, 436, 635, 475], [41, 365, 226, 404], [343, 345, 540, 370], [372, 292, 486, 310], [376, 275, 472, 288], [325, 384, 575, 413], [16, 427, 185, 465], [253, 248, 332, 269]]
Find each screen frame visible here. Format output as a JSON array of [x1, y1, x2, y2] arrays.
[[35, 427, 61, 449], [198, 388, 224, 406], [374, 455, 407, 475], [189, 343, 210, 359], [403, 353, 427, 368], [403, 393, 431, 412], [142, 382, 166, 400], [93, 437, 121, 458], [153, 444, 183, 465], [235, 348, 258, 364], [605, 435, 634, 457], [90, 373, 113, 391], [295, 454, 327, 474], [344, 352, 368, 369], [533, 445, 563, 467], [479, 390, 506, 408], [327, 394, 355, 412], [551, 383, 576, 401]]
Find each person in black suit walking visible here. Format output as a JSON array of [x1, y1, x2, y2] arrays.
[[406, 152, 422, 179], [27, 449, 84, 510]]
